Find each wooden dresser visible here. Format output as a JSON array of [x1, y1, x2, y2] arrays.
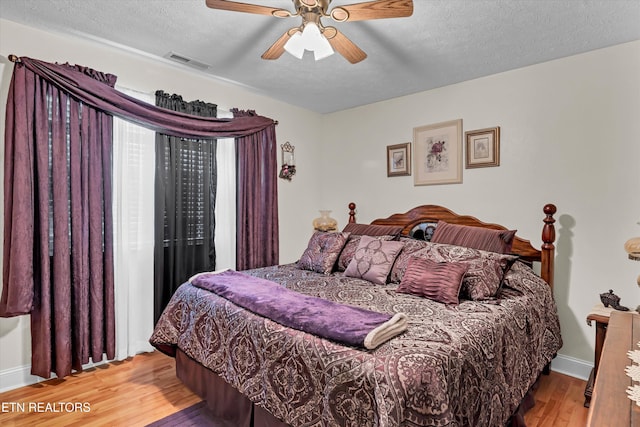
[[586, 310, 640, 426]]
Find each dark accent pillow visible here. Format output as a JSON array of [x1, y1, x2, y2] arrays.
[[337, 234, 396, 271], [344, 236, 404, 285], [342, 223, 404, 237], [297, 231, 350, 275], [400, 242, 518, 300], [431, 221, 517, 254], [396, 257, 468, 304], [388, 237, 431, 283]]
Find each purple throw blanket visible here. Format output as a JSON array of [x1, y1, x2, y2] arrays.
[[189, 269, 407, 349]]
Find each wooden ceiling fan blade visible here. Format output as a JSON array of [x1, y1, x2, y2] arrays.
[[330, 0, 413, 22], [205, 0, 292, 17], [325, 28, 367, 64], [261, 29, 300, 60]]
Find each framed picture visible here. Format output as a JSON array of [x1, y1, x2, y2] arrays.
[[386, 143, 411, 177], [413, 119, 463, 186], [465, 127, 500, 168]]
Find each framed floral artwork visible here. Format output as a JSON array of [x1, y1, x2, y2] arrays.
[[386, 143, 411, 177], [413, 119, 463, 185], [465, 127, 500, 168]]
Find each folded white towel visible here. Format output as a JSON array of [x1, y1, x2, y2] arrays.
[[363, 312, 408, 349]]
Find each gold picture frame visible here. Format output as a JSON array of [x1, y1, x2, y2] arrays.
[[387, 143, 411, 177], [465, 127, 500, 168], [413, 119, 463, 185]]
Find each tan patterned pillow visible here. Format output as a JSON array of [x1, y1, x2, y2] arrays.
[[297, 231, 350, 275], [337, 234, 396, 271], [344, 236, 404, 285]]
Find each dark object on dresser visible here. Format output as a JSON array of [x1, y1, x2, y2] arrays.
[[599, 289, 630, 311]]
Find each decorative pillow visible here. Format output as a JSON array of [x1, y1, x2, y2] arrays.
[[431, 221, 517, 254], [337, 234, 395, 271], [297, 231, 350, 275], [396, 256, 468, 304], [342, 223, 404, 237], [502, 260, 551, 295], [396, 242, 518, 300], [388, 237, 431, 283], [344, 236, 404, 285]]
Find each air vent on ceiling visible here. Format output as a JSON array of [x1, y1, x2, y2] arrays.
[[164, 52, 210, 71]]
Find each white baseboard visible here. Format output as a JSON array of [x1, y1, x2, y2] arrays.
[[0, 364, 46, 393], [0, 359, 109, 393], [550, 354, 592, 381]]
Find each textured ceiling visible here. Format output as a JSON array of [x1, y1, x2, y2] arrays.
[[1, 0, 639, 113]]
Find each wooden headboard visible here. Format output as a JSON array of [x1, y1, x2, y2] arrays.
[[347, 202, 557, 291]]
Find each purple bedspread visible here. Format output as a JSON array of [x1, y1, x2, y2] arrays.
[[151, 261, 563, 426], [189, 269, 398, 348]]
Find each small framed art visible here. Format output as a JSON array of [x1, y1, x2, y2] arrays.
[[386, 143, 411, 177], [465, 127, 500, 168], [413, 119, 463, 185]]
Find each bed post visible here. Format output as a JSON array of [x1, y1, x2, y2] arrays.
[[541, 204, 557, 292], [348, 202, 357, 224]]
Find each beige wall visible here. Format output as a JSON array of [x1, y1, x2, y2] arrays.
[[1, 17, 639, 386], [319, 40, 640, 366]]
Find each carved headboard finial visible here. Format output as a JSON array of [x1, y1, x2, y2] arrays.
[[541, 203, 557, 291], [542, 204, 557, 248], [348, 202, 356, 224]]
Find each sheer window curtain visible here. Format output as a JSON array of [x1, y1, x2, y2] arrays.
[[112, 88, 155, 359], [112, 91, 236, 358], [215, 109, 236, 270]]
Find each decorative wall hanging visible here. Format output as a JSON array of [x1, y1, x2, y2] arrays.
[[279, 141, 296, 181], [413, 119, 463, 186], [465, 126, 500, 168], [386, 143, 411, 177]]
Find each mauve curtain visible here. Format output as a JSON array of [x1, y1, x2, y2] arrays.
[[2, 56, 277, 379], [154, 91, 217, 323], [232, 109, 279, 270], [1, 62, 115, 378], [6, 57, 274, 139]]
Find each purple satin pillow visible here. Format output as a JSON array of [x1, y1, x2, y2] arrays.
[[298, 231, 350, 275], [431, 221, 517, 254], [396, 256, 468, 304], [344, 236, 404, 285]]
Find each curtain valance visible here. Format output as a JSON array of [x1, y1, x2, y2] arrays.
[[13, 56, 275, 139]]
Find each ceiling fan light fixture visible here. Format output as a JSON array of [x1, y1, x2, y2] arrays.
[[283, 22, 334, 61], [206, 0, 415, 63], [283, 31, 306, 59]]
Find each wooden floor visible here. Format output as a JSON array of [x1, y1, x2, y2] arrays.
[[0, 351, 589, 427]]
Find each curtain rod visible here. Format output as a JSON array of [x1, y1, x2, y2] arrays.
[[7, 54, 278, 125]]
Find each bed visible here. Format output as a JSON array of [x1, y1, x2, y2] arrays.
[[150, 203, 562, 427]]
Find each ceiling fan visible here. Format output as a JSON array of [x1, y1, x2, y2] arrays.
[[205, 0, 414, 63]]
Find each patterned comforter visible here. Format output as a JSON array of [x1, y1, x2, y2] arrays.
[[150, 261, 562, 427]]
